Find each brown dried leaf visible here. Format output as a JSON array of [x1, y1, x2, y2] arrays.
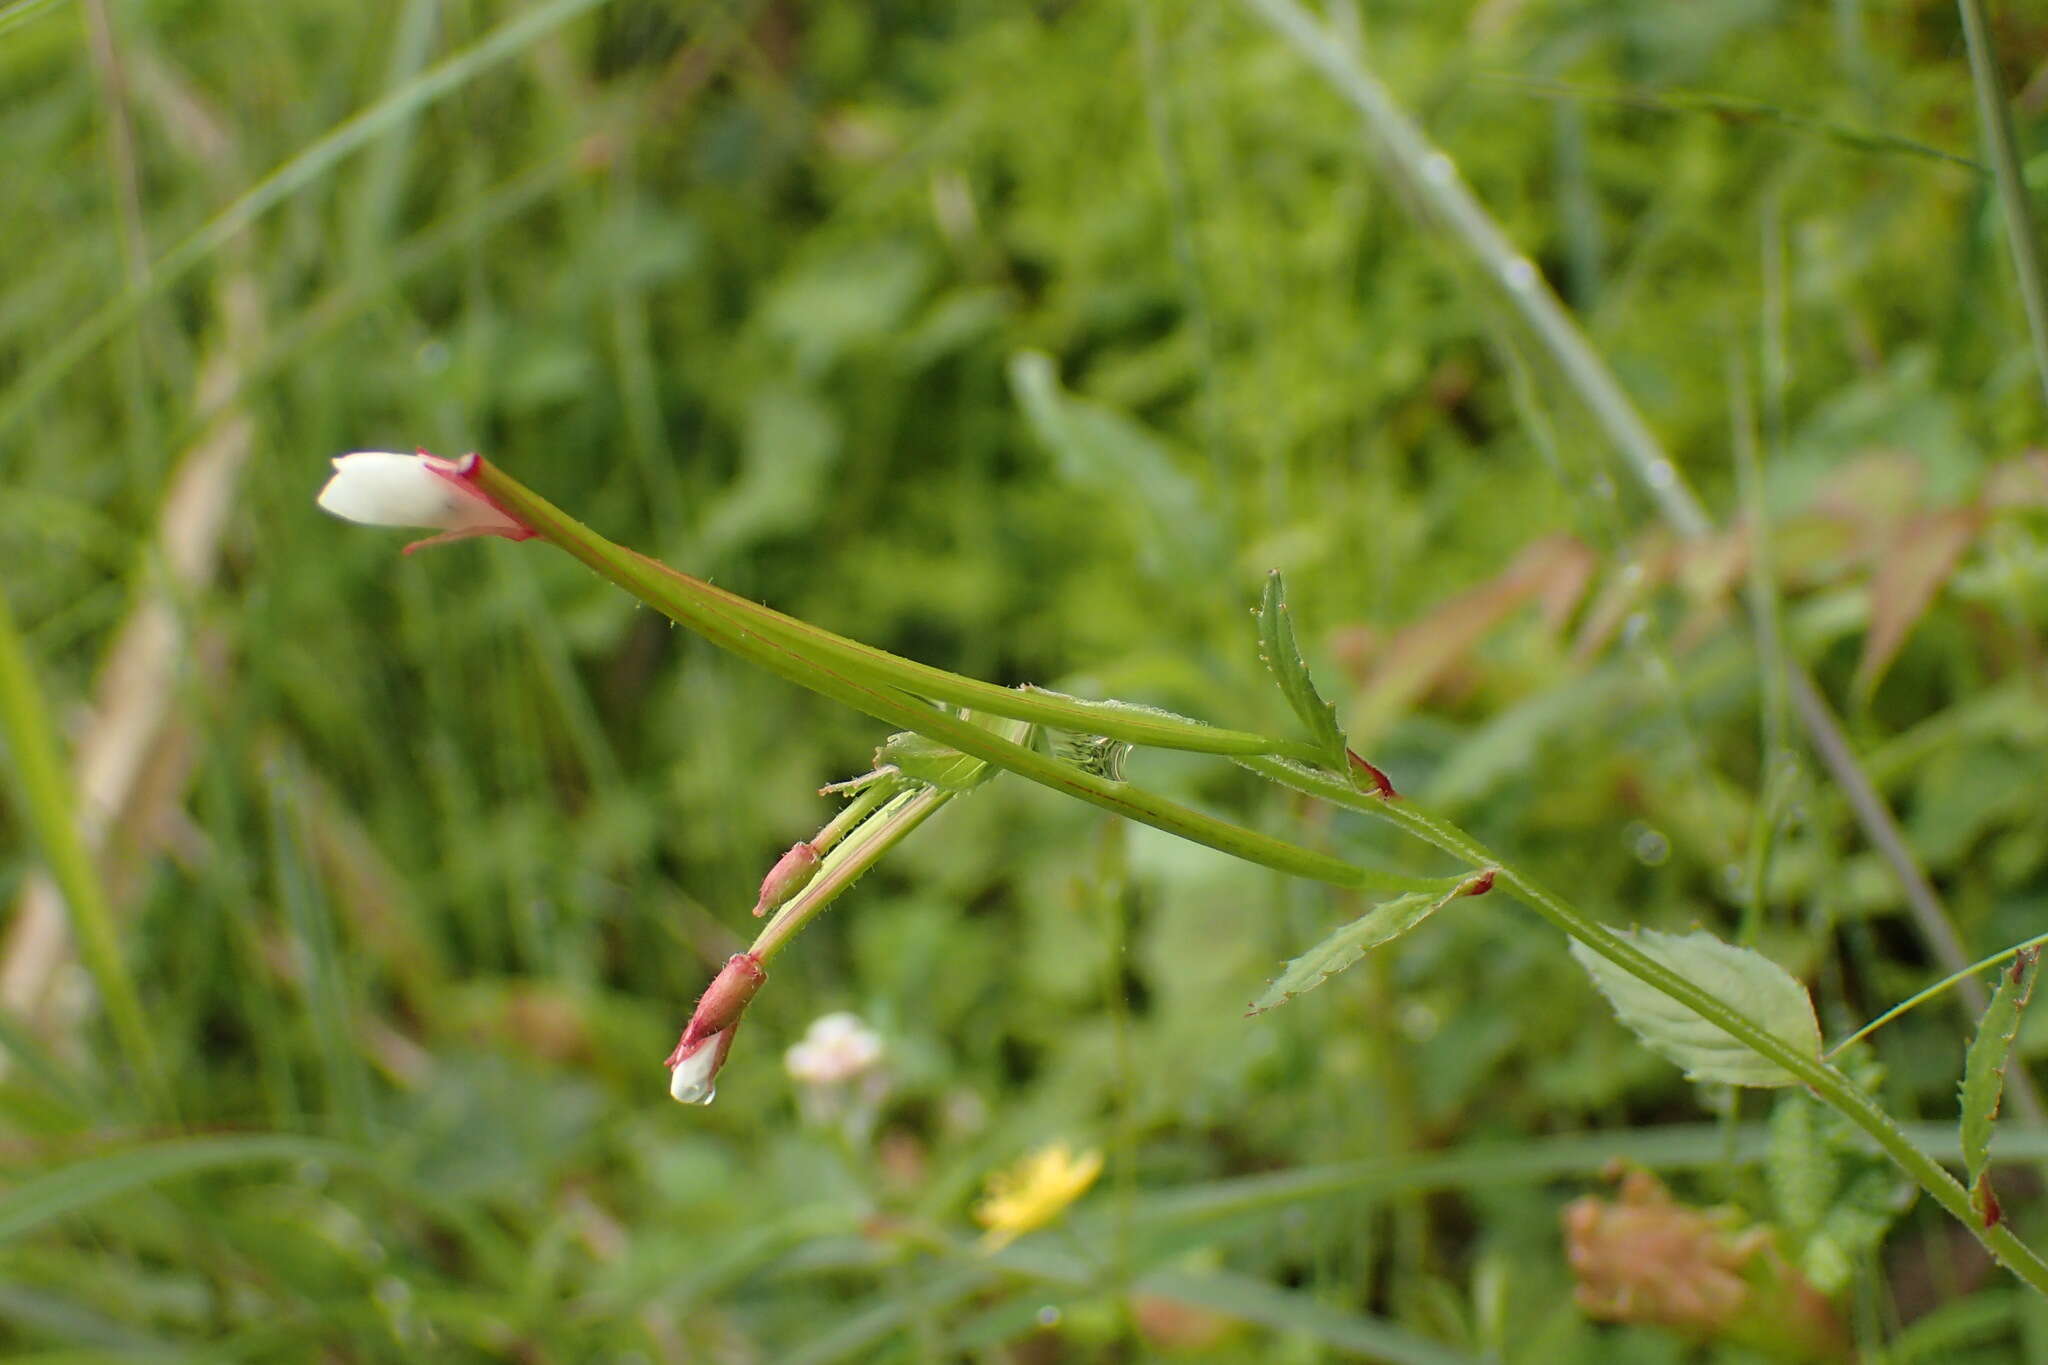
[[1564, 1164, 1846, 1363], [1855, 506, 1983, 696], [1344, 534, 1596, 733]]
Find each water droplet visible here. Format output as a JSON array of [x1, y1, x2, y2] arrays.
[[1623, 611, 1650, 644], [1422, 152, 1456, 186], [1619, 561, 1646, 586], [1503, 257, 1540, 293], [1055, 734, 1131, 782], [1036, 1305, 1062, 1328], [1645, 459, 1678, 491], [1399, 1000, 1440, 1041], [1624, 822, 1670, 866], [416, 339, 449, 374]]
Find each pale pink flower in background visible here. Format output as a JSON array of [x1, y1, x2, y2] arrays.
[[785, 1011, 888, 1136], [784, 1011, 884, 1086]]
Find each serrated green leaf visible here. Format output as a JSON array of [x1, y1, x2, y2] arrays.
[[1570, 929, 1822, 1088], [1960, 947, 2039, 1195], [1256, 571, 1347, 766], [1248, 871, 1492, 1015]]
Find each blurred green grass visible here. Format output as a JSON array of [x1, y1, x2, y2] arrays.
[[4, 0, 2048, 1359]]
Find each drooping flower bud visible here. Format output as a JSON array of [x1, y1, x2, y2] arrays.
[[753, 841, 821, 917], [317, 449, 537, 553], [664, 953, 767, 1106]]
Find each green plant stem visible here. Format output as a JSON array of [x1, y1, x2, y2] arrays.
[[1236, 754, 2048, 1294], [622, 546, 1314, 761], [470, 463, 1374, 889], [1829, 929, 2048, 1059], [1731, 353, 1787, 946], [0, 591, 167, 1117], [1957, 0, 2048, 410], [808, 780, 896, 857], [752, 786, 952, 963]]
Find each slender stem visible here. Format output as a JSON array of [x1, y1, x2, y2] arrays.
[[641, 545, 1320, 762], [472, 463, 1373, 889], [1237, 0, 1711, 539], [1828, 929, 2048, 1058], [1957, 0, 2048, 410], [809, 780, 895, 857], [752, 787, 951, 963], [1237, 755, 2048, 1293], [1730, 353, 1787, 946]]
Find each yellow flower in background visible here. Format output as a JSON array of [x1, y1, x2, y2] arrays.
[[975, 1141, 1104, 1251]]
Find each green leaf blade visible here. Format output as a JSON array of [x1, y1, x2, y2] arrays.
[[1570, 929, 1822, 1088], [1960, 947, 2039, 1209], [1256, 571, 1348, 767], [1249, 871, 1492, 1015]]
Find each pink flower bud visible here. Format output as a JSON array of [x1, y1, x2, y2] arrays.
[[663, 953, 767, 1106], [317, 449, 537, 554], [752, 841, 821, 917]]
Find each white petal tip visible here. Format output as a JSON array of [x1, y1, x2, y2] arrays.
[[317, 450, 516, 535], [669, 1069, 716, 1106]]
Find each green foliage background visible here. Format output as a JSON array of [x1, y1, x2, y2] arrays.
[[3, 0, 2048, 1359]]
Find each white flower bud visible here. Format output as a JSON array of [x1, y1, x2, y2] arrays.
[[317, 451, 530, 543]]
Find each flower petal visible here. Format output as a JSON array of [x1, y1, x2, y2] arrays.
[[317, 451, 523, 535]]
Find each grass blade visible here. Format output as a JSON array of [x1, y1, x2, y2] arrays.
[[0, 1134, 357, 1242]]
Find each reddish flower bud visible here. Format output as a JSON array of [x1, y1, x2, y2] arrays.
[[753, 841, 821, 917], [680, 953, 766, 1047], [664, 954, 767, 1106]]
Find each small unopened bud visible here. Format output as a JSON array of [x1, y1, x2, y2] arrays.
[[317, 449, 537, 553], [753, 841, 821, 917], [664, 953, 767, 1106]]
